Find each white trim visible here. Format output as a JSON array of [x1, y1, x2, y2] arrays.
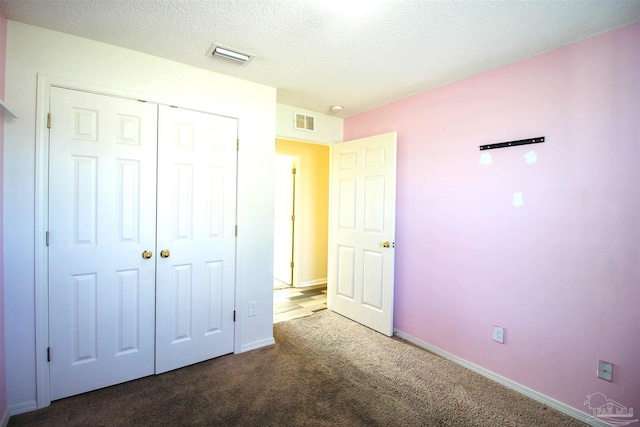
[[298, 278, 327, 288], [240, 337, 275, 353], [291, 155, 301, 288], [34, 73, 242, 408], [1, 407, 9, 427], [7, 401, 38, 417], [394, 330, 610, 427], [276, 137, 332, 147], [34, 74, 52, 408]]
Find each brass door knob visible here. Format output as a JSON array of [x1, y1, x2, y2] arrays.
[[160, 249, 171, 258], [142, 250, 153, 259], [382, 241, 390, 248]]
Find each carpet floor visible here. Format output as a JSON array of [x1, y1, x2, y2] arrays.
[[9, 311, 587, 426]]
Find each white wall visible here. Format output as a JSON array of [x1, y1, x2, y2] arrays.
[[276, 104, 343, 144], [4, 21, 276, 412]]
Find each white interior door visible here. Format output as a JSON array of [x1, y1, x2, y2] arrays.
[[327, 132, 397, 336], [48, 88, 158, 400], [273, 155, 295, 286], [154, 105, 237, 374]]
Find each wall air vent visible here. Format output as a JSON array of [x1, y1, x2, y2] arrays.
[[294, 113, 315, 132]]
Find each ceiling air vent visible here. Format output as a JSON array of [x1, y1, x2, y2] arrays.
[[294, 113, 315, 132]]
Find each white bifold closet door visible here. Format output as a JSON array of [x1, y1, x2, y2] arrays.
[[48, 87, 237, 400], [48, 88, 159, 400], [154, 105, 237, 374]]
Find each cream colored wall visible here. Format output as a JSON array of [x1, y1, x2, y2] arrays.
[[275, 139, 329, 287]]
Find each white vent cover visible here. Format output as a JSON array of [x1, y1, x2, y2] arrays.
[[294, 113, 315, 132]]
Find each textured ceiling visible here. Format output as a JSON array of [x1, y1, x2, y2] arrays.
[[1, 0, 639, 117]]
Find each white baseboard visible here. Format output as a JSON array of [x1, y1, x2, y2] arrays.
[[298, 278, 327, 288], [8, 400, 38, 417], [393, 330, 610, 427], [1, 407, 9, 427], [240, 337, 275, 353]]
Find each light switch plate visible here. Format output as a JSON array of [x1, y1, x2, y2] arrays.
[[598, 360, 613, 381]]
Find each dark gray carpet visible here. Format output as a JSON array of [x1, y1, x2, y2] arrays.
[[9, 311, 587, 426]]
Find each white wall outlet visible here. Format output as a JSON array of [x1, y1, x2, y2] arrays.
[[248, 301, 257, 317], [598, 360, 613, 381], [492, 325, 505, 344]]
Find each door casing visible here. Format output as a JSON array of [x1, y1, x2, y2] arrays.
[[33, 75, 241, 408], [273, 154, 295, 286]]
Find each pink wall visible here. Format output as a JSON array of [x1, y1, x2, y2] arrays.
[[345, 23, 639, 418], [0, 6, 7, 420]]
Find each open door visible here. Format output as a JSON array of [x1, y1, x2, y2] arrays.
[[273, 155, 296, 287], [327, 132, 397, 336]]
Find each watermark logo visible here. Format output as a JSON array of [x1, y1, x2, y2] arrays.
[[584, 393, 637, 426]]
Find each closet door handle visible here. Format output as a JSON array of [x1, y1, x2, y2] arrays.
[[142, 250, 153, 259], [160, 249, 171, 258]]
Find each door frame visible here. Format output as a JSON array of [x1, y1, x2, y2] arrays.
[[33, 74, 241, 408], [273, 154, 300, 287]]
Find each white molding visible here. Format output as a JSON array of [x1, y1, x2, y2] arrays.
[[34, 74, 52, 408], [393, 330, 610, 427], [7, 401, 38, 417], [240, 337, 275, 353], [298, 278, 327, 288], [276, 137, 332, 147], [1, 407, 9, 427]]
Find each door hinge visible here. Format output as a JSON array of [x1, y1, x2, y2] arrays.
[[292, 167, 296, 175], [47, 347, 51, 362], [291, 214, 295, 222], [46, 231, 50, 247], [47, 113, 51, 129], [237, 140, 239, 151], [233, 310, 236, 322], [234, 225, 238, 236], [290, 261, 294, 268]]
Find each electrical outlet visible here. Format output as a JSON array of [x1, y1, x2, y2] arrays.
[[492, 326, 505, 344], [248, 301, 257, 317], [598, 360, 613, 381]]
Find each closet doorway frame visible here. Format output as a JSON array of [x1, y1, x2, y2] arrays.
[[33, 74, 241, 408]]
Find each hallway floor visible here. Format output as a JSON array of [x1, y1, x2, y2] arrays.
[[273, 284, 327, 324]]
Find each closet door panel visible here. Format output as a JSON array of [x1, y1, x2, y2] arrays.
[[48, 87, 158, 400], [155, 106, 237, 374]]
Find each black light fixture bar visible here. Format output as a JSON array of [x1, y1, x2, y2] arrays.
[[479, 136, 545, 151]]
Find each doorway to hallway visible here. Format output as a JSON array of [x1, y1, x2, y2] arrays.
[[272, 139, 329, 321]]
